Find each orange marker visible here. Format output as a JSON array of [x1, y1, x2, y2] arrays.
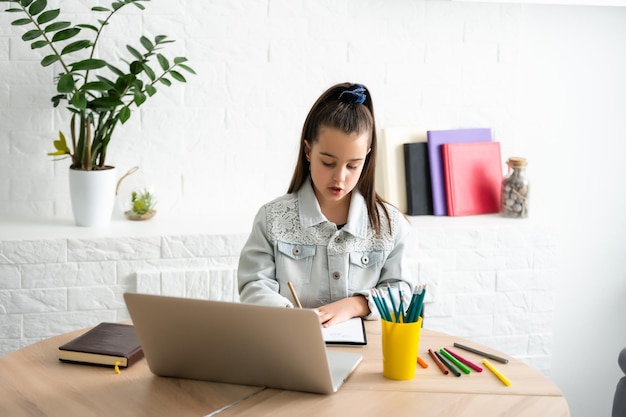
[[417, 356, 429, 369]]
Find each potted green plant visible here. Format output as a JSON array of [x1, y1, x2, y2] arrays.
[[2, 0, 195, 226], [125, 188, 157, 220]]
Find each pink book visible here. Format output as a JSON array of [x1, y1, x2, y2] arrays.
[[427, 128, 492, 215], [441, 141, 503, 216]]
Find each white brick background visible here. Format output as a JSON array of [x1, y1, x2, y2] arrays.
[[0, 0, 528, 224], [0, 217, 557, 376]]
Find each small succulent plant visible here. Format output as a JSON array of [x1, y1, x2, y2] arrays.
[[126, 188, 156, 219]]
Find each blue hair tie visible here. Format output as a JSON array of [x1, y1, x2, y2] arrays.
[[338, 84, 367, 104]]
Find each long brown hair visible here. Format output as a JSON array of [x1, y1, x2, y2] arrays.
[[288, 82, 391, 236]]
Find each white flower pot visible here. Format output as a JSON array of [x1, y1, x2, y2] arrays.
[[69, 166, 118, 227]]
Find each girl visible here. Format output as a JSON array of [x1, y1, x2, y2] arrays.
[[237, 82, 414, 327]]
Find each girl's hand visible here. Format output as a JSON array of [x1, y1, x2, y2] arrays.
[[315, 295, 369, 327]]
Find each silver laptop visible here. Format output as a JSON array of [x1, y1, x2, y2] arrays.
[[123, 292, 362, 394]]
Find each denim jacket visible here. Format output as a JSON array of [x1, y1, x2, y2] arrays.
[[237, 179, 414, 320]]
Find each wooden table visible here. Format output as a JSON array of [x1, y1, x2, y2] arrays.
[[0, 327, 263, 417], [218, 321, 570, 416], [0, 321, 569, 417]]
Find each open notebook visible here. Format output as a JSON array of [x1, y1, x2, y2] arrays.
[[322, 317, 367, 346], [123, 293, 363, 394]]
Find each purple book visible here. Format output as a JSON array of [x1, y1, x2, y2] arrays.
[[427, 128, 493, 216]]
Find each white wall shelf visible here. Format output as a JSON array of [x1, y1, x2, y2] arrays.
[[450, 0, 626, 6]]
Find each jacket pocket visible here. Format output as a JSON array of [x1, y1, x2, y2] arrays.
[[276, 241, 316, 285], [348, 250, 384, 292]]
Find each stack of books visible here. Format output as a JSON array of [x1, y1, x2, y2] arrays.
[[389, 127, 503, 217]]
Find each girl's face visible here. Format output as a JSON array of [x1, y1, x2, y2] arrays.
[[305, 126, 371, 207]]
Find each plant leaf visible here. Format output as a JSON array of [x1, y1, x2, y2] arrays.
[[70, 58, 106, 71], [51, 94, 65, 107], [140, 36, 153, 51], [177, 63, 196, 74], [173, 57, 188, 64], [22, 29, 42, 41], [47, 130, 71, 156], [20, 0, 35, 6], [154, 35, 167, 44], [119, 105, 131, 123], [44, 21, 70, 32], [51, 27, 80, 42], [61, 39, 91, 55], [170, 70, 186, 83], [76, 23, 98, 31], [106, 63, 125, 77], [114, 74, 133, 92], [70, 91, 87, 109], [27, 0, 46, 15], [95, 76, 116, 89], [30, 39, 48, 49], [11, 18, 32, 26], [40, 54, 59, 66], [91, 6, 109, 12], [141, 63, 155, 81], [90, 96, 124, 109], [126, 45, 143, 61], [156, 54, 169, 71], [57, 73, 74, 93], [129, 61, 142, 75], [134, 91, 146, 106], [145, 84, 157, 97], [37, 8, 59, 24], [83, 81, 111, 91], [159, 77, 171, 87]]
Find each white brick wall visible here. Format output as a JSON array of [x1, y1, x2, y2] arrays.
[[0, 0, 527, 225], [0, 216, 557, 375]]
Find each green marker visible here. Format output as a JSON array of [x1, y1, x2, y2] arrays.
[[440, 348, 471, 374]]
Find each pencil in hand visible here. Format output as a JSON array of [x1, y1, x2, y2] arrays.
[[287, 281, 302, 308]]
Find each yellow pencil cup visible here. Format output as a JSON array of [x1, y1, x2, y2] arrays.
[[381, 316, 422, 380]]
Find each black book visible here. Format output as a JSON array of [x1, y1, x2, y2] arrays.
[[58, 322, 144, 368], [403, 142, 434, 215]]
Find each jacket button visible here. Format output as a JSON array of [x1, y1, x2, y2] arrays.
[[332, 272, 341, 280], [292, 247, 301, 256], [361, 256, 369, 265]]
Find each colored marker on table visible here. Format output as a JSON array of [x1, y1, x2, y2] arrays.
[[434, 350, 461, 377], [439, 349, 470, 374], [417, 356, 429, 369], [453, 342, 509, 364], [483, 359, 511, 386], [428, 349, 448, 375], [443, 347, 483, 372]]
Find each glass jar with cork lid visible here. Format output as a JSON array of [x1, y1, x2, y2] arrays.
[[501, 157, 529, 218]]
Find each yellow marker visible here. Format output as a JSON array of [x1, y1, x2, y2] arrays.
[[114, 361, 122, 374], [483, 359, 511, 386]]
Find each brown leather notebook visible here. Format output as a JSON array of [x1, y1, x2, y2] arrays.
[[58, 322, 144, 368]]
